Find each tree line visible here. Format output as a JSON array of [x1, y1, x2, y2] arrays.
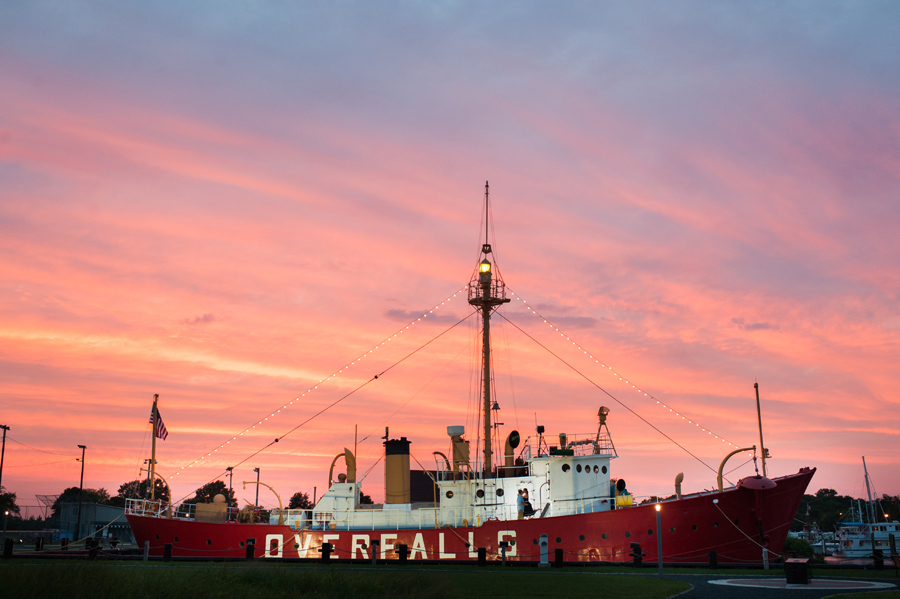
[[0, 480, 316, 531], [792, 488, 900, 532]]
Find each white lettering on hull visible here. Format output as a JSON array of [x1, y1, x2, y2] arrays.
[[438, 533, 452, 559], [498, 530, 517, 556], [381, 534, 398, 559], [265, 534, 284, 558], [351, 534, 370, 560], [293, 533, 313, 558], [411, 533, 427, 559]]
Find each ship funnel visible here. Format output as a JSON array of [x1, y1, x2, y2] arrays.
[[504, 430, 520, 468], [675, 472, 684, 500], [384, 437, 411, 504]]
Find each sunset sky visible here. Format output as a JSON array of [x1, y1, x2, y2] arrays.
[[2, 2, 898, 517]]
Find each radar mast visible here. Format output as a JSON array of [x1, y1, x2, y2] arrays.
[[468, 181, 510, 477]]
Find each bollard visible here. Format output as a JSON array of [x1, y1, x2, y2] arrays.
[[553, 548, 564, 568], [61, 538, 70, 551], [500, 541, 508, 566], [143, 540, 150, 561], [539, 534, 549, 567], [319, 542, 332, 563], [89, 538, 101, 560], [708, 550, 718, 569], [397, 543, 409, 563], [3, 538, 13, 559], [245, 539, 256, 561], [35, 537, 44, 552], [477, 547, 486, 566], [163, 543, 173, 562], [630, 542, 643, 567], [370, 540, 380, 565]]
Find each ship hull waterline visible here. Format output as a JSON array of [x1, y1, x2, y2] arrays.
[[127, 468, 814, 563]]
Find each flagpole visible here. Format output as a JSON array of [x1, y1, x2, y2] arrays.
[[151, 393, 158, 501]]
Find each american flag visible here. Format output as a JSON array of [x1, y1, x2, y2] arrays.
[[150, 407, 168, 440]]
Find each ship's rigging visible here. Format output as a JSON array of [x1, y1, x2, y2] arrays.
[[162, 182, 752, 501]]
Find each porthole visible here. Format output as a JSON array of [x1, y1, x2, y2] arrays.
[[601, 465, 608, 474], [647, 529, 653, 536], [239, 541, 245, 547], [533, 539, 539, 545], [625, 531, 631, 538], [155, 535, 160, 540], [602, 533, 608, 540], [294, 543, 300, 549], [691, 524, 697, 531], [669, 527, 676, 533], [579, 535, 585, 541], [562, 464, 571, 472], [576, 464, 582, 472], [206, 539, 212, 546], [476, 489, 485, 498], [713, 522, 719, 528], [174, 537, 179, 543], [496, 488, 504, 497], [556, 537, 562, 544], [593, 465, 599, 473], [445, 490, 454, 499], [733, 519, 740, 525]]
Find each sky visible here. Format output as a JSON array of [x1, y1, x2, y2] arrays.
[[1, 1, 899, 518]]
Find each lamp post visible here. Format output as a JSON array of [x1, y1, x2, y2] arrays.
[[655, 503, 663, 575], [3, 510, 8, 545], [226, 467, 233, 499], [75, 445, 86, 544], [253, 468, 260, 507], [0, 424, 9, 491]]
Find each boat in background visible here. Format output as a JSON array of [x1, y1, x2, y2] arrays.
[[833, 457, 899, 559], [126, 183, 815, 563]]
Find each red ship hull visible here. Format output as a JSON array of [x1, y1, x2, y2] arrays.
[[127, 467, 814, 563]]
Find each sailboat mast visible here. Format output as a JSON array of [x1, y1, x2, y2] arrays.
[[468, 181, 509, 478], [863, 456, 875, 523]]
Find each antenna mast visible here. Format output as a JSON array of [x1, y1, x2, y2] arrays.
[[468, 181, 509, 477]]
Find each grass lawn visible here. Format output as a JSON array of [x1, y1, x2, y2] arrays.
[[0, 561, 691, 599]]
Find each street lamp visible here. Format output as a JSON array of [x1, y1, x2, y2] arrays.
[[3, 510, 8, 545], [75, 445, 86, 545], [655, 503, 663, 575], [226, 467, 234, 499], [253, 468, 260, 507]]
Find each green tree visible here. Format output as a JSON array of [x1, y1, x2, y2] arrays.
[[110, 478, 170, 506], [0, 486, 21, 516], [288, 491, 313, 509], [359, 492, 373, 505], [184, 480, 235, 507]]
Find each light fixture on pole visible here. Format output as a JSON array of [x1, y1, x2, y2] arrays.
[[75, 444, 86, 544], [655, 503, 663, 575], [226, 467, 234, 499], [253, 468, 260, 507]]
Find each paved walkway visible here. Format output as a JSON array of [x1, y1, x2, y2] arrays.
[[670, 574, 896, 598]]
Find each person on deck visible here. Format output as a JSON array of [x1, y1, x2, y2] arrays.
[[522, 489, 534, 517], [516, 489, 525, 520]]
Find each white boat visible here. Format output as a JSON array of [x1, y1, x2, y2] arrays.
[[833, 457, 899, 559]]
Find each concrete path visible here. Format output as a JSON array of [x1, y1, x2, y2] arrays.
[[669, 574, 896, 598]]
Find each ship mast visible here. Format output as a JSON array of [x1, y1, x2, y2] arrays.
[[468, 181, 510, 477]]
